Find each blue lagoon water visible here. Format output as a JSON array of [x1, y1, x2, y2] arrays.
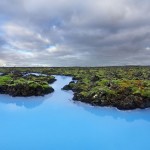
[[0, 76, 150, 150]]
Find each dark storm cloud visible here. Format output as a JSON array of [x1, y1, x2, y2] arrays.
[[0, 0, 150, 66]]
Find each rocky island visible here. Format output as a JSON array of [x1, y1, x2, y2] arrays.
[[61, 67, 150, 110], [0, 71, 56, 97]]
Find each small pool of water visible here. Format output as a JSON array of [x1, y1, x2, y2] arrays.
[[23, 72, 47, 76], [0, 75, 150, 150]]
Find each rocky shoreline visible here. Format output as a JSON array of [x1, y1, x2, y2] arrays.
[[0, 83, 54, 97], [0, 71, 56, 97], [62, 79, 150, 110]]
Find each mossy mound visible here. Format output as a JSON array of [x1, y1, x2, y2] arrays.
[[0, 73, 55, 97], [63, 77, 150, 110]]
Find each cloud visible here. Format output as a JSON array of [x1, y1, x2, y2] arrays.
[[0, 0, 150, 66]]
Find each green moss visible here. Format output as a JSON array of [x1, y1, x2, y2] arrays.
[[0, 72, 56, 96], [0, 75, 12, 85]]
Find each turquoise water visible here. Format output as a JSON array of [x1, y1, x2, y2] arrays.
[[0, 75, 150, 150]]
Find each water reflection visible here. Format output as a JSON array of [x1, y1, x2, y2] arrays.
[[0, 94, 53, 109], [74, 101, 150, 122]]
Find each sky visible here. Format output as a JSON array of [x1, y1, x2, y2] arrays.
[[0, 0, 150, 66]]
